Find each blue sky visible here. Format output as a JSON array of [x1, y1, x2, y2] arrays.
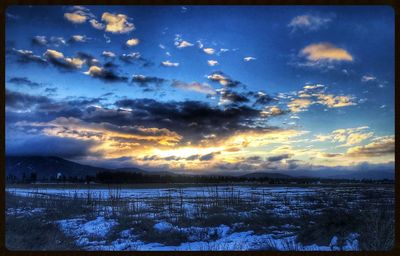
[[5, 5, 395, 173]]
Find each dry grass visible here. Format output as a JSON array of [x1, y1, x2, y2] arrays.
[[5, 184, 395, 251]]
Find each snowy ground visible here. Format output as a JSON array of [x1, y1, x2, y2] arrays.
[[5, 184, 394, 251]]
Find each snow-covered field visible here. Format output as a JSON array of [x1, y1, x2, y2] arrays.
[[5, 184, 394, 251]]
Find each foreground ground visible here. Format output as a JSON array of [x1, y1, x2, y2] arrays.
[[5, 183, 394, 251]]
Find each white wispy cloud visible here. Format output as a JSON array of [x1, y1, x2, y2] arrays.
[[161, 60, 179, 67], [361, 75, 376, 82], [203, 48, 215, 55], [244, 57, 256, 62], [207, 60, 219, 66], [288, 14, 332, 31]]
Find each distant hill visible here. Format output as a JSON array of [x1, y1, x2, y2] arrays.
[[240, 172, 292, 179], [283, 169, 394, 180], [5, 156, 394, 182], [328, 170, 394, 180], [6, 156, 111, 180], [115, 167, 174, 176]]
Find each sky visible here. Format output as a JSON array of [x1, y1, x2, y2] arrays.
[[5, 5, 395, 174]]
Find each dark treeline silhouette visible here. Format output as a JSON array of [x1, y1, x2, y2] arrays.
[[6, 170, 393, 185]]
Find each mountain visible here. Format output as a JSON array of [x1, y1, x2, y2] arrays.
[[240, 172, 292, 179], [115, 167, 174, 176], [328, 170, 394, 180], [6, 156, 394, 182], [281, 168, 395, 180], [6, 156, 112, 180]]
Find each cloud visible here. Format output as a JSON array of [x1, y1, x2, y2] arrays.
[[102, 51, 116, 58], [361, 75, 376, 82], [267, 154, 292, 162], [32, 36, 67, 47], [303, 84, 325, 91], [248, 91, 273, 106], [6, 90, 106, 120], [70, 35, 88, 43], [207, 60, 219, 66], [83, 66, 128, 82], [6, 12, 19, 20], [161, 60, 179, 67], [32, 36, 47, 46], [43, 49, 85, 70], [6, 89, 292, 165], [126, 38, 139, 47], [314, 126, 374, 147], [174, 35, 193, 48], [203, 48, 215, 55], [101, 12, 135, 33], [199, 152, 219, 161], [119, 52, 141, 62], [260, 106, 285, 117], [6, 89, 52, 110], [14, 117, 183, 156], [287, 98, 312, 112], [49, 37, 67, 47], [90, 19, 105, 30], [8, 77, 42, 88], [197, 40, 204, 49], [64, 12, 88, 23], [244, 57, 256, 62], [119, 52, 153, 67], [176, 40, 193, 48], [171, 80, 216, 95], [6, 135, 97, 158], [286, 84, 356, 112], [301, 42, 353, 62], [131, 75, 167, 90], [10, 48, 48, 65], [288, 14, 332, 31], [113, 98, 267, 145], [207, 71, 243, 88], [347, 136, 394, 157], [315, 94, 356, 108], [76, 52, 99, 67], [218, 88, 250, 105]]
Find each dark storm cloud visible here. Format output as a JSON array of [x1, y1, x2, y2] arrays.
[[84, 64, 128, 83], [247, 91, 274, 105], [113, 98, 272, 143], [6, 90, 280, 147], [5, 90, 105, 122], [6, 135, 97, 158], [219, 89, 250, 105], [267, 154, 292, 162], [103, 61, 119, 69], [77, 52, 98, 67], [131, 75, 167, 90], [6, 89, 52, 110], [8, 77, 42, 88]]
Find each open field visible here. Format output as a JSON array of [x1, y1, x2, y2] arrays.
[[6, 183, 394, 251]]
